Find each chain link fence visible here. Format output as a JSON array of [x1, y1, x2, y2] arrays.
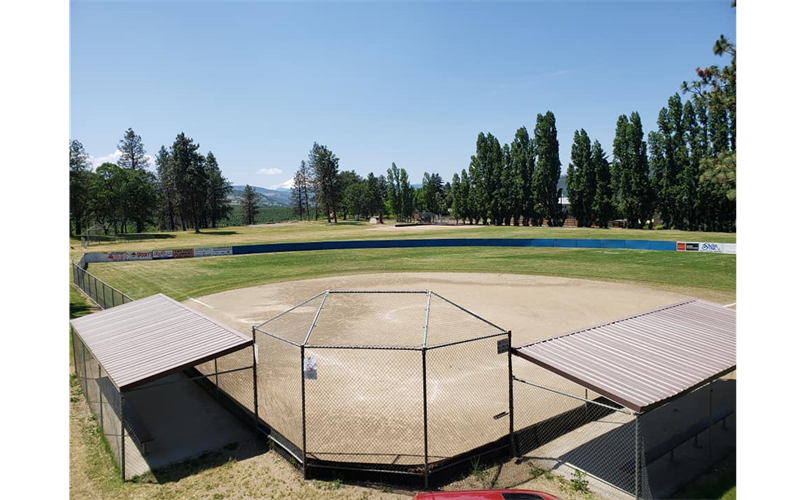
[[474, 361, 737, 500], [72, 325, 257, 480], [253, 291, 514, 488], [72, 262, 133, 309]]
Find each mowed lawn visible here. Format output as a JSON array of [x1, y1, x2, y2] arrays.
[[69, 220, 737, 261], [86, 245, 736, 304]]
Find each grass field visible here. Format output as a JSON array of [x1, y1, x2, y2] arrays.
[[69, 221, 737, 499], [86, 245, 736, 305]]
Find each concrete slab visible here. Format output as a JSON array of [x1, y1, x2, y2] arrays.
[[121, 373, 255, 479]]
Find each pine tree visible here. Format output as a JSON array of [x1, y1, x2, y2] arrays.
[[204, 152, 232, 228], [308, 142, 340, 223], [154, 146, 179, 230], [117, 128, 150, 170], [69, 139, 92, 235], [170, 132, 207, 233], [240, 185, 259, 225]]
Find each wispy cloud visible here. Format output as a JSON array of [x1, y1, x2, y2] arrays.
[[90, 150, 154, 169], [258, 168, 283, 175], [537, 69, 570, 78]]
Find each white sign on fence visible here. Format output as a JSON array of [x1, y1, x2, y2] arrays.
[[193, 246, 232, 257]]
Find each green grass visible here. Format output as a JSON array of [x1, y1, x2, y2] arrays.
[[70, 220, 737, 263], [86, 246, 736, 304], [67, 286, 93, 366]]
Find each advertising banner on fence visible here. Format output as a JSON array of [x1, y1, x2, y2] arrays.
[[83, 252, 110, 263], [676, 242, 736, 254], [699, 242, 722, 253], [152, 250, 173, 260], [173, 248, 195, 259], [108, 251, 152, 261], [194, 246, 233, 257]]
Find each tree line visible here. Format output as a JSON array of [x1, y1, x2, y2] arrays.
[[69, 129, 235, 235]]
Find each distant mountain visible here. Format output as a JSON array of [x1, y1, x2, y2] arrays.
[[231, 185, 291, 206], [268, 178, 295, 191]]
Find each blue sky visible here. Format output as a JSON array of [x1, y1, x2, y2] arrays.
[[70, 0, 736, 188]]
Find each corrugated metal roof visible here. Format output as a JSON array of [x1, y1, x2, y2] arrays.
[[514, 300, 736, 413], [70, 294, 253, 391]]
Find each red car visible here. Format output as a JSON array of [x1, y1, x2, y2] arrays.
[[413, 490, 560, 500]]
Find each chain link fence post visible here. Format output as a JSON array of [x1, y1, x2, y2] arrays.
[[422, 346, 429, 490], [252, 326, 259, 433], [300, 344, 308, 479]]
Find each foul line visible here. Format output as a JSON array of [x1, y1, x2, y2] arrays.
[[189, 297, 212, 309], [723, 302, 736, 308]]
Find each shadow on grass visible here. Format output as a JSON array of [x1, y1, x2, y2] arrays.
[[671, 452, 736, 500], [198, 231, 239, 236], [134, 438, 269, 484], [70, 286, 98, 320]]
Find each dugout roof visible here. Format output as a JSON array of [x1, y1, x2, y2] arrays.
[[70, 293, 253, 390], [514, 300, 736, 413]]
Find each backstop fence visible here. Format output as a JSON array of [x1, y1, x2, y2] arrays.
[[252, 290, 514, 488]]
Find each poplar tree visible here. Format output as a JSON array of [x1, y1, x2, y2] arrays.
[[590, 140, 614, 227], [533, 111, 563, 226], [567, 129, 594, 227]]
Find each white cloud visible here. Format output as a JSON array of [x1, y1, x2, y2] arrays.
[[258, 168, 283, 175], [90, 150, 122, 167], [90, 150, 154, 169]]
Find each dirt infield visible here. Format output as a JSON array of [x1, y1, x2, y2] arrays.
[[182, 274, 693, 470], [182, 272, 692, 345]]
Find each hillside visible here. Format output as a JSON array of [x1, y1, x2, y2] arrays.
[[231, 185, 291, 206]]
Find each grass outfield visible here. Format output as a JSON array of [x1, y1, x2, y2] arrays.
[[87, 246, 736, 304], [69, 221, 737, 262]]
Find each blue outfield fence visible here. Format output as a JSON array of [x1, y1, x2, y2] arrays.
[[230, 238, 680, 255], [82, 238, 736, 264]]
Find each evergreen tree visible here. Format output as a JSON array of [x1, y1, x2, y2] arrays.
[[308, 142, 340, 223], [533, 111, 563, 226], [170, 132, 207, 233], [155, 145, 179, 230], [69, 139, 92, 235], [291, 173, 305, 220], [117, 128, 150, 170], [240, 185, 259, 225], [204, 152, 232, 229]]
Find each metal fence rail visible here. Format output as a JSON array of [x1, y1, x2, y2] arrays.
[[72, 262, 133, 309]]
